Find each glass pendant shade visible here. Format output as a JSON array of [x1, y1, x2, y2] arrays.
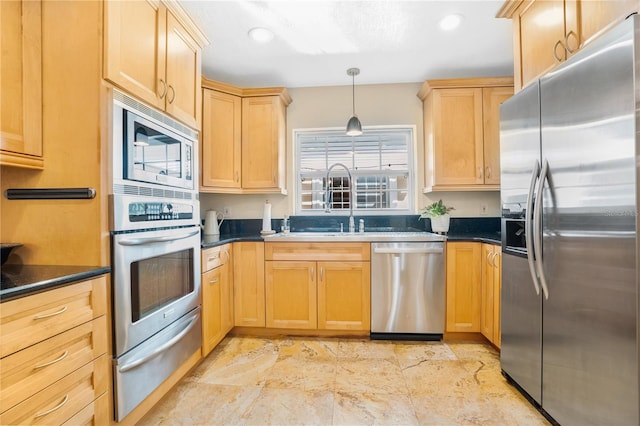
[[346, 115, 362, 136], [346, 68, 362, 136]]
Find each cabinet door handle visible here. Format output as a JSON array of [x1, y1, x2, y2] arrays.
[[167, 85, 176, 104], [273, 173, 276, 184], [478, 167, 483, 180], [553, 40, 564, 62], [158, 79, 167, 99], [34, 350, 68, 369], [222, 250, 230, 263], [235, 171, 240, 183], [565, 30, 578, 54], [486, 252, 493, 265], [486, 166, 492, 179], [34, 394, 69, 418], [319, 267, 324, 282], [34, 306, 68, 320], [492, 252, 499, 268], [310, 267, 314, 281]]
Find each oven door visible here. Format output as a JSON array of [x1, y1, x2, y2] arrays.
[[112, 226, 201, 356], [124, 110, 194, 190]]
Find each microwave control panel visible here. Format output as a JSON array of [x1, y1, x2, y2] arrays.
[[128, 202, 193, 223]]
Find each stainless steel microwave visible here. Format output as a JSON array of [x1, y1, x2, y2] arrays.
[[112, 90, 198, 192]]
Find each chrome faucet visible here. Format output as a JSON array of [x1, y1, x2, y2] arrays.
[[325, 162, 355, 233]]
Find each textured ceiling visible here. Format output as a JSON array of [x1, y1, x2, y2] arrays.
[[181, 0, 514, 88]]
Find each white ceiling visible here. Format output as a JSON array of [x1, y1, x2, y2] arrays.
[[180, 0, 514, 88]]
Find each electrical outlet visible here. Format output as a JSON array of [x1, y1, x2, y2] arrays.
[[480, 204, 488, 215], [223, 207, 231, 218]]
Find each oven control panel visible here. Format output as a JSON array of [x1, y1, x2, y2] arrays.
[[128, 202, 194, 223]]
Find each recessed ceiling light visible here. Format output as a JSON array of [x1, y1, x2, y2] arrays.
[[248, 27, 274, 43], [439, 14, 463, 31]]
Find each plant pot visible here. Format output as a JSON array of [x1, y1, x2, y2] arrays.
[[430, 214, 450, 234]]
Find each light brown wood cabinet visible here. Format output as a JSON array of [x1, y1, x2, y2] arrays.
[[0, 276, 109, 425], [0, 0, 43, 169], [233, 242, 266, 327], [201, 244, 233, 357], [480, 243, 502, 348], [445, 242, 482, 332], [201, 79, 291, 194], [418, 78, 513, 192], [104, 0, 208, 129], [498, 0, 638, 91], [202, 89, 242, 189], [264, 242, 371, 332]]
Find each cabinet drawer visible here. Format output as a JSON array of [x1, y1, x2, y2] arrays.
[[202, 244, 231, 272], [0, 354, 109, 425], [0, 277, 107, 358], [265, 242, 370, 261], [62, 392, 108, 426], [0, 316, 107, 412]]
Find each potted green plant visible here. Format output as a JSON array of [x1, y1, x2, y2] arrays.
[[419, 199, 454, 233]]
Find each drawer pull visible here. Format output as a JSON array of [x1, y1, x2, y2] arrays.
[[209, 278, 219, 284], [34, 394, 69, 418], [34, 350, 69, 369], [33, 306, 68, 320]]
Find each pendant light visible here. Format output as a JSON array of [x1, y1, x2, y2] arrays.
[[346, 68, 362, 136]]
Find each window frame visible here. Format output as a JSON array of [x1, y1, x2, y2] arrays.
[[293, 125, 416, 216]]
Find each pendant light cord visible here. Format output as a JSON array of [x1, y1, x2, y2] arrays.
[[352, 73, 356, 116]]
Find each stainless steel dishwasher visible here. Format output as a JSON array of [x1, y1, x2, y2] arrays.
[[371, 241, 445, 340]]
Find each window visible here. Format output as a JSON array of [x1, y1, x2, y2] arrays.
[[295, 127, 415, 215]]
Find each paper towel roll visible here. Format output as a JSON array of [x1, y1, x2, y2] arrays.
[[262, 200, 272, 232]]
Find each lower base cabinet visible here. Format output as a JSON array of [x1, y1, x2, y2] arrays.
[[264, 242, 371, 331], [201, 244, 233, 357], [0, 275, 109, 425], [481, 243, 502, 348]]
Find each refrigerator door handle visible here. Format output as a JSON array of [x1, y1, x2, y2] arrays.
[[533, 159, 550, 300], [525, 159, 542, 296]]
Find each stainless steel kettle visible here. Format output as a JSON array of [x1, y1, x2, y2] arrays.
[[203, 210, 224, 235]]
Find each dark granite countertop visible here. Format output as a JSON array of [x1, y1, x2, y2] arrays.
[[446, 231, 502, 245], [202, 233, 264, 249], [0, 264, 111, 302]]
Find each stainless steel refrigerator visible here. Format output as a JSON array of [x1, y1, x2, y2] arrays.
[[499, 15, 638, 425]]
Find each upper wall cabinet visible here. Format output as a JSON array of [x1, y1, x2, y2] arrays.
[[0, 0, 43, 169], [104, 0, 208, 129], [201, 79, 292, 194], [498, 0, 638, 91], [418, 77, 513, 192]]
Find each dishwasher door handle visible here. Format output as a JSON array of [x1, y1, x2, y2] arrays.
[[373, 247, 443, 255]]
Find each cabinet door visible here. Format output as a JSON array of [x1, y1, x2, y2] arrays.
[[164, 10, 201, 129], [317, 261, 371, 331], [445, 242, 482, 332], [103, 0, 165, 110], [574, 0, 638, 48], [241, 96, 285, 190], [516, 0, 566, 89], [201, 267, 223, 357], [201, 89, 242, 190], [482, 87, 513, 185], [265, 261, 317, 329], [432, 88, 484, 185], [233, 242, 265, 327], [0, 0, 43, 167], [493, 250, 502, 348], [480, 244, 495, 341], [221, 247, 234, 334]]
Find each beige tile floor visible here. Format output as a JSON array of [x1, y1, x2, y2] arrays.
[[140, 336, 550, 425]]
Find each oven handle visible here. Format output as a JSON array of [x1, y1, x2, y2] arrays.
[[118, 313, 199, 373], [118, 229, 200, 246]]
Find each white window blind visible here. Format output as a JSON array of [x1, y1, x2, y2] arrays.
[[295, 127, 414, 215]]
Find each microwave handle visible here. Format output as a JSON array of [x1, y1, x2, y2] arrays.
[[118, 229, 200, 246]]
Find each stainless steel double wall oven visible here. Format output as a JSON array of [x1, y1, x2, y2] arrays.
[[109, 90, 201, 421]]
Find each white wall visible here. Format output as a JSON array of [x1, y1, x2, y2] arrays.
[[200, 82, 501, 219]]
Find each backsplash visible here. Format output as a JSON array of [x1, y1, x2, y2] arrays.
[[214, 215, 500, 236]]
